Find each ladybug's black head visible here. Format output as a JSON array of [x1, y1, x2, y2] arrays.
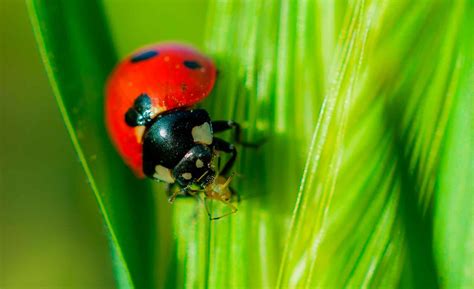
[[172, 145, 216, 188]]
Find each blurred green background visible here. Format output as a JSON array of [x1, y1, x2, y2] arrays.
[[0, 0, 207, 287]]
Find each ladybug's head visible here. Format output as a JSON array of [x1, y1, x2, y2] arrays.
[[172, 145, 216, 189]]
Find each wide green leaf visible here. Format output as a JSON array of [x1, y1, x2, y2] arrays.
[[27, 1, 156, 288], [166, 0, 341, 288], [277, 0, 471, 288]]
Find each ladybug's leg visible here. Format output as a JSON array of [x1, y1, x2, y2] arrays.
[[212, 120, 240, 134], [212, 121, 261, 148], [166, 183, 178, 202], [167, 184, 187, 203], [212, 137, 236, 176]]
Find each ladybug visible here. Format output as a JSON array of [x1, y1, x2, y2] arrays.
[[105, 43, 243, 217]]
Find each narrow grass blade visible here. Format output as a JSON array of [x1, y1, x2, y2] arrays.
[[27, 1, 156, 288], [434, 6, 474, 288]]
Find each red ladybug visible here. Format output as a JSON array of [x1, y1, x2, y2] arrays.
[[106, 43, 243, 216], [106, 43, 217, 177]]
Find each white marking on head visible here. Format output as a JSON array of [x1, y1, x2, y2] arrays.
[[153, 165, 175, 183], [196, 159, 204, 168], [192, 122, 212, 145], [182, 172, 192, 180]]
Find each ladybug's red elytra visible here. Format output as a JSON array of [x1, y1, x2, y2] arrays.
[[106, 43, 245, 219]]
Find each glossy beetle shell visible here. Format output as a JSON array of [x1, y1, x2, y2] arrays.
[[105, 43, 217, 176]]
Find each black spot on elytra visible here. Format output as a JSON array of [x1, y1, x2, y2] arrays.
[[181, 83, 188, 91], [131, 50, 159, 63], [125, 93, 154, 127], [183, 60, 202, 69]]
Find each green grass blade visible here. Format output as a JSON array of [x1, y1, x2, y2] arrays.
[[167, 0, 341, 288], [27, 1, 156, 288], [278, 0, 470, 288], [434, 5, 474, 288]]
